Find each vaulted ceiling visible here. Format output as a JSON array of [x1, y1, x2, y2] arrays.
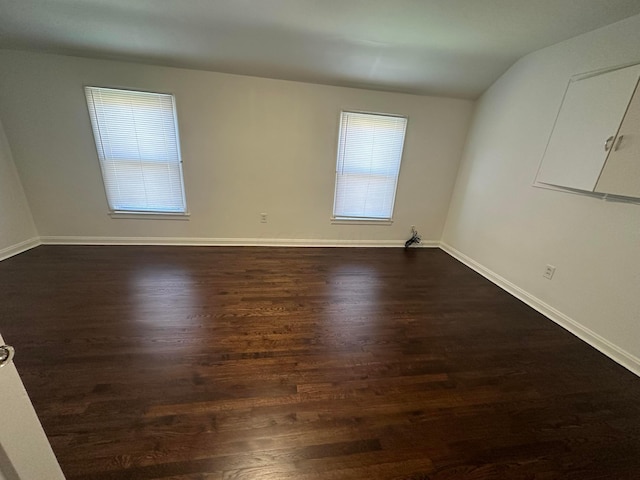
[[1, 0, 640, 98]]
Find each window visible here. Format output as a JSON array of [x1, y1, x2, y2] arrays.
[[332, 111, 407, 221], [85, 86, 187, 214]]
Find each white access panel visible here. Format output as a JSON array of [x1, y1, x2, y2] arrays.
[[537, 64, 640, 191], [595, 80, 640, 198]]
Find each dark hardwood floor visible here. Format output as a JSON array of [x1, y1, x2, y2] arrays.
[[1, 246, 639, 479]]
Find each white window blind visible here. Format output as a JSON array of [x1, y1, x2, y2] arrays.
[[85, 86, 187, 214], [333, 111, 407, 220]]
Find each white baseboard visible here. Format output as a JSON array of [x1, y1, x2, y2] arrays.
[[439, 242, 640, 377], [0, 237, 40, 261], [39, 236, 441, 248], [4, 236, 637, 375]]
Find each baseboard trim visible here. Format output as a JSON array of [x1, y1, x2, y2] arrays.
[[39, 236, 441, 248], [6, 236, 637, 375], [0, 237, 40, 261], [439, 242, 640, 378]]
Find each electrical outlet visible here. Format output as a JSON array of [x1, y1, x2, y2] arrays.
[[260, 213, 267, 223], [543, 264, 556, 280], [411, 225, 415, 231]]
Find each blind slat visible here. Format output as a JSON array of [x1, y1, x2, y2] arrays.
[[333, 111, 407, 219], [85, 86, 187, 213]]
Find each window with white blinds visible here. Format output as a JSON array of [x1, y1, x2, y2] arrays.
[[333, 111, 407, 220], [84, 86, 187, 214]]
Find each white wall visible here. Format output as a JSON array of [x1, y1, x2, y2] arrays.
[[0, 117, 38, 259], [0, 51, 472, 245], [443, 14, 640, 370]]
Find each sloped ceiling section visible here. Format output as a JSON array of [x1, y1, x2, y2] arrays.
[[1, 0, 640, 98]]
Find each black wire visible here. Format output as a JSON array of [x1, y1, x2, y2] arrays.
[[404, 232, 422, 249]]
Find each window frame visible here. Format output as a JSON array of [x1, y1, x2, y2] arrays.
[[84, 85, 189, 217], [331, 109, 408, 223]]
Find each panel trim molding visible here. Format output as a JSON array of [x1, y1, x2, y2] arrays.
[[39, 236, 440, 248], [440, 242, 640, 377], [0, 237, 40, 261]]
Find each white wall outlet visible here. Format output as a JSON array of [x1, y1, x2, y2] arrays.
[[543, 264, 556, 280], [260, 213, 267, 223], [411, 225, 416, 231]]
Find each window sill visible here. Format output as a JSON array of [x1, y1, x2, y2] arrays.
[[331, 217, 393, 225], [109, 211, 191, 220]]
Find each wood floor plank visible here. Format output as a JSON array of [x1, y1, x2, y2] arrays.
[[1, 246, 639, 479]]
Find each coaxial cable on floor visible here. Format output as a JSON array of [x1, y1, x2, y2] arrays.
[[405, 226, 422, 249]]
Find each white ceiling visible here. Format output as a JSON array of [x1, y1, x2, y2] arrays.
[[1, 0, 640, 99]]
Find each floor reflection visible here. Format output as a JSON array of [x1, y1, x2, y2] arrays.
[[321, 263, 384, 352], [128, 264, 201, 323]]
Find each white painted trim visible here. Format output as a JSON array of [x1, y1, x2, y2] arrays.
[[0, 237, 40, 261], [40, 236, 440, 248], [330, 217, 393, 225], [439, 242, 640, 377], [109, 211, 191, 220], [7, 237, 637, 377]]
